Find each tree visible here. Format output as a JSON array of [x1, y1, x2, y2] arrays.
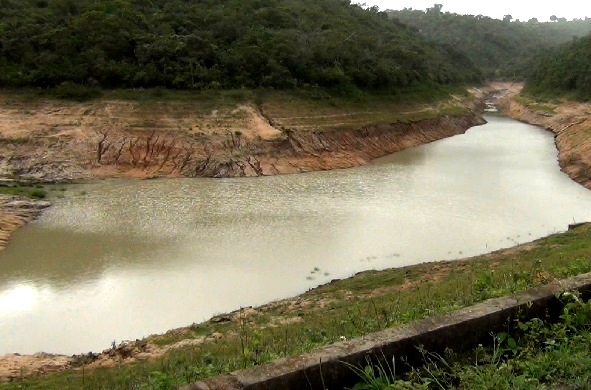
[[428, 4, 443, 15], [550, 15, 558, 22], [0, 0, 483, 90], [528, 18, 539, 23], [525, 32, 591, 101], [388, 7, 591, 81], [503, 14, 513, 23]]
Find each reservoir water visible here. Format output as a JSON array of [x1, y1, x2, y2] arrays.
[[2, 114, 591, 355]]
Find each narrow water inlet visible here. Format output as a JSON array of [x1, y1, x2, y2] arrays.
[[2, 114, 591, 355]]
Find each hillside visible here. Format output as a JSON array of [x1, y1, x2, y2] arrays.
[[0, 0, 482, 91], [389, 7, 591, 80], [524, 33, 591, 101]]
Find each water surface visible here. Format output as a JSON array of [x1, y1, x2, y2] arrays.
[[2, 114, 591, 355]]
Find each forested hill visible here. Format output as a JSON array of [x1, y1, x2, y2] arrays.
[[0, 0, 482, 91], [389, 7, 591, 80], [524, 33, 591, 101]]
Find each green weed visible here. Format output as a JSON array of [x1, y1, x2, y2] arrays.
[[352, 295, 591, 389], [0, 184, 46, 199]]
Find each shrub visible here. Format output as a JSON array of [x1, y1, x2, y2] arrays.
[[31, 189, 47, 199], [51, 82, 102, 101]]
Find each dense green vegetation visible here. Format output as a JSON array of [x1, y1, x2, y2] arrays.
[[389, 7, 591, 80], [524, 34, 591, 101], [0, 0, 482, 92], [4, 224, 591, 389], [351, 295, 591, 389]]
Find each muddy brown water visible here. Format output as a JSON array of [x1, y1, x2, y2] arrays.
[[2, 114, 591, 355]]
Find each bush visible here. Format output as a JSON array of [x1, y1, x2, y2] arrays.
[[30, 189, 47, 199], [51, 82, 102, 101]]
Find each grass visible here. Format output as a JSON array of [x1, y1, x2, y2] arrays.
[[0, 184, 47, 199], [0, 183, 73, 200], [0, 136, 30, 145], [261, 85, 474, 132], [3, 224, 591, 389], [514, 96, 557, 114], [521, 85, 590, 104], [350, 294, 591, 389]]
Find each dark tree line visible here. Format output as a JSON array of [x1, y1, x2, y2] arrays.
[[388, 7, 591, 80], [0, 0, 482, 91], [525, 33, 591, 101]]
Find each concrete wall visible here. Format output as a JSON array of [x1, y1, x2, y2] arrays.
[[183, 273, 591, 390]]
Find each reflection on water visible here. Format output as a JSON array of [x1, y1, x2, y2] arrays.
[[2, 115, 591, 355]]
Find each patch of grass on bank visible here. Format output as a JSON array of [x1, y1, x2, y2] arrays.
[[261, 85, 474, 132], [515, 96, 557, 114], [4, 224, 591, 390], [0, 85, 471, 118], [351, 295, 591, 389], [0, 184, 47, 199]]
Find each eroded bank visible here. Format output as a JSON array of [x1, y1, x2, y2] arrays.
[[0, 90, 485, 251], [496, 83, 591, 190]]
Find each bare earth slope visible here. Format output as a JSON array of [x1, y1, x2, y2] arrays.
[[0, 92, 484, 181], [0, 196, 50, 250], [497, 83, 591, 190]]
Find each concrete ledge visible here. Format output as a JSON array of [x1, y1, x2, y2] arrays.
[[183, 273, 591, 390]]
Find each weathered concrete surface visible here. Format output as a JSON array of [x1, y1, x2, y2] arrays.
[[184, 273, 591, 390]]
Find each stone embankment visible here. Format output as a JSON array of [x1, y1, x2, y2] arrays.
[[497, 85, 591, 190]]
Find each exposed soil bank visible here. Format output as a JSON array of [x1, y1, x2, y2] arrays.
[[193, 114, 485, 177], [0, 98, 484, 182], [496, 83, 591, 190], [0, 195, 50, 251]]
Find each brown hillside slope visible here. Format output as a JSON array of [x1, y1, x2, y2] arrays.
[[0, 92, 483, 182]]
